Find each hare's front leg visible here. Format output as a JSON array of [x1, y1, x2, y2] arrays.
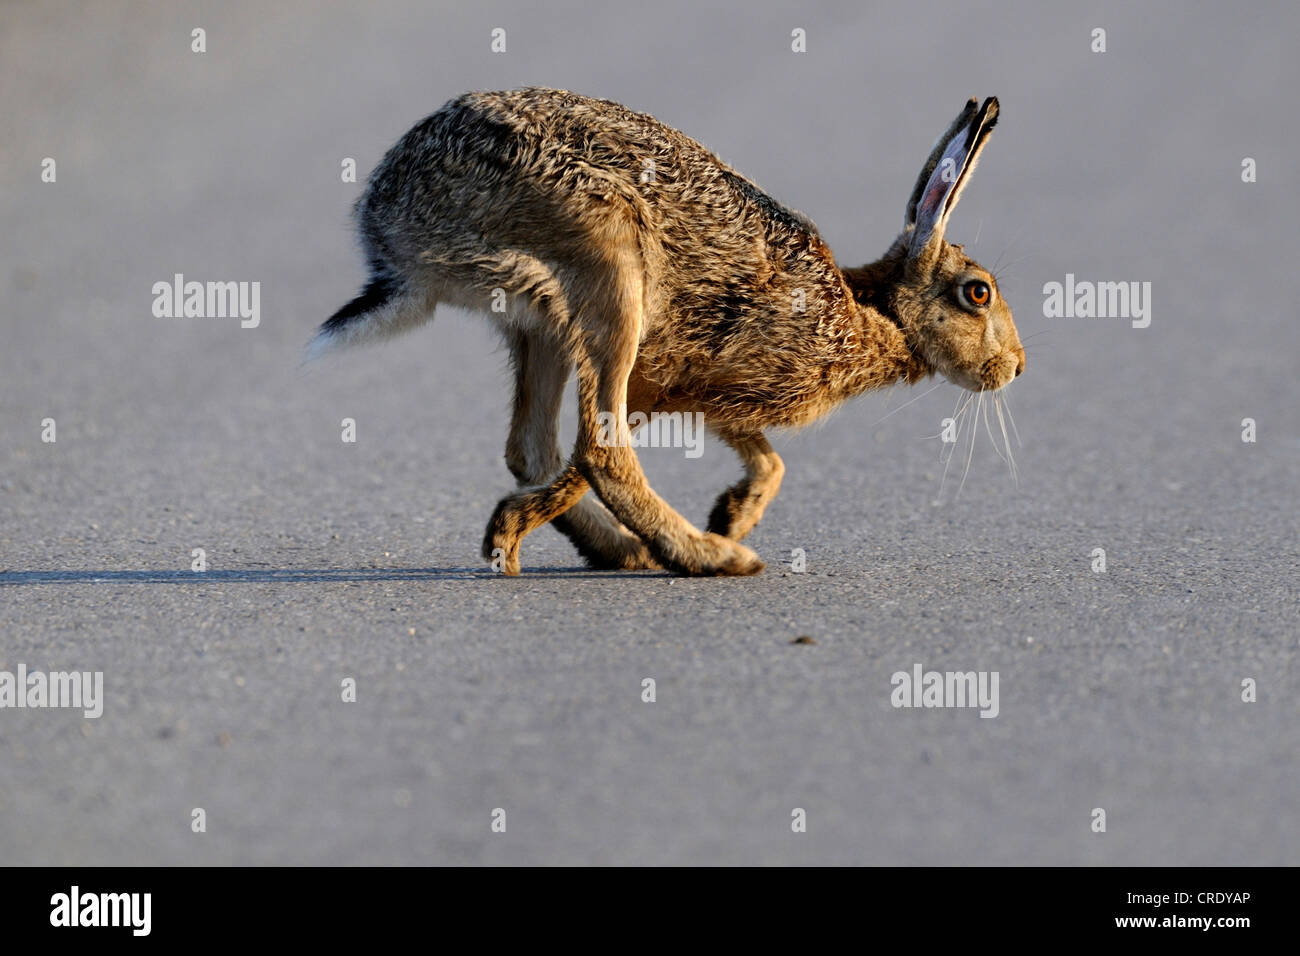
[[706, 432, 785, 541], [501, 328, 657, 571], [568, 267, 764, 577]]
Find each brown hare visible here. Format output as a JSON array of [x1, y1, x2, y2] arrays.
[[310, 88, 1024, 576]]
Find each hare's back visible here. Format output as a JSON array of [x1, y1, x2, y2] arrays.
[[364, 88, 820, 249]]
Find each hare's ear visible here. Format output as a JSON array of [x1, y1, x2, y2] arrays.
[[905, 97, 1000, 262]]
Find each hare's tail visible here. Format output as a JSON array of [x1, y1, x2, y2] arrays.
[[304, 270, 434, 362]]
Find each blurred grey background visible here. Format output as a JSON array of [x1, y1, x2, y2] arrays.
[[0, 0, 1296, 864]]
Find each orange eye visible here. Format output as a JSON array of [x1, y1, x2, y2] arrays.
[[963, 280, 991, 307]]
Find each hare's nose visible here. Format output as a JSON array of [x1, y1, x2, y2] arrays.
[[1014, 351, 1025, 377]]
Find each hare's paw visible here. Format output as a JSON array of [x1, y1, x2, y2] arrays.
[[662, 532, 763, 577], [701, 533, 765, 576], [482, 494, 528, 576], [575, 537, 660, 571], [554, 504, 661, 571], [706, 483, 751, 539]]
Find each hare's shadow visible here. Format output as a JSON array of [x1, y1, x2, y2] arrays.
[[0, 567, 666, 585]]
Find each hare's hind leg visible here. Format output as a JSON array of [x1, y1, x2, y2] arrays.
[[500, 328, 658, 571], [706, 433, 785, 541], [567, 258, 764, 576]]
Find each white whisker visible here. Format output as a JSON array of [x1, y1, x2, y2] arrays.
[[1001, 389, 1023, 448], [956, 390, 982, 498], [870, 380, 944, 428], [994, 394, 1018, 486], [937, 393, 974, 499], [981, 394, 1008, 465], [936, 390, 970, 454]]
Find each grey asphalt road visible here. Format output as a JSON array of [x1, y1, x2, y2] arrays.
[[1, 1, 1296, 865]]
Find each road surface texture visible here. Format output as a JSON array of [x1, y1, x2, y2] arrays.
[[1, 1, 1296, 864]]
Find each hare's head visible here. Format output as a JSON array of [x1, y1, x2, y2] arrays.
[[886, 98, 1024, 392]]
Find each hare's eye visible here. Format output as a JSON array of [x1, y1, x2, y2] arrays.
[[962, 280, 991, 308]]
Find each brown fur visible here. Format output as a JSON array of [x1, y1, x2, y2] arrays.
[[312, 89, 1024, 576]]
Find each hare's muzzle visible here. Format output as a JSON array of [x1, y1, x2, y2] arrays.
[[981, 347, 1025, 391]]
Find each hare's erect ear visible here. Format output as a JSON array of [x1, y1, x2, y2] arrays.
[[904, 99, 978, 229], [905, 97, 1000, 262]]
